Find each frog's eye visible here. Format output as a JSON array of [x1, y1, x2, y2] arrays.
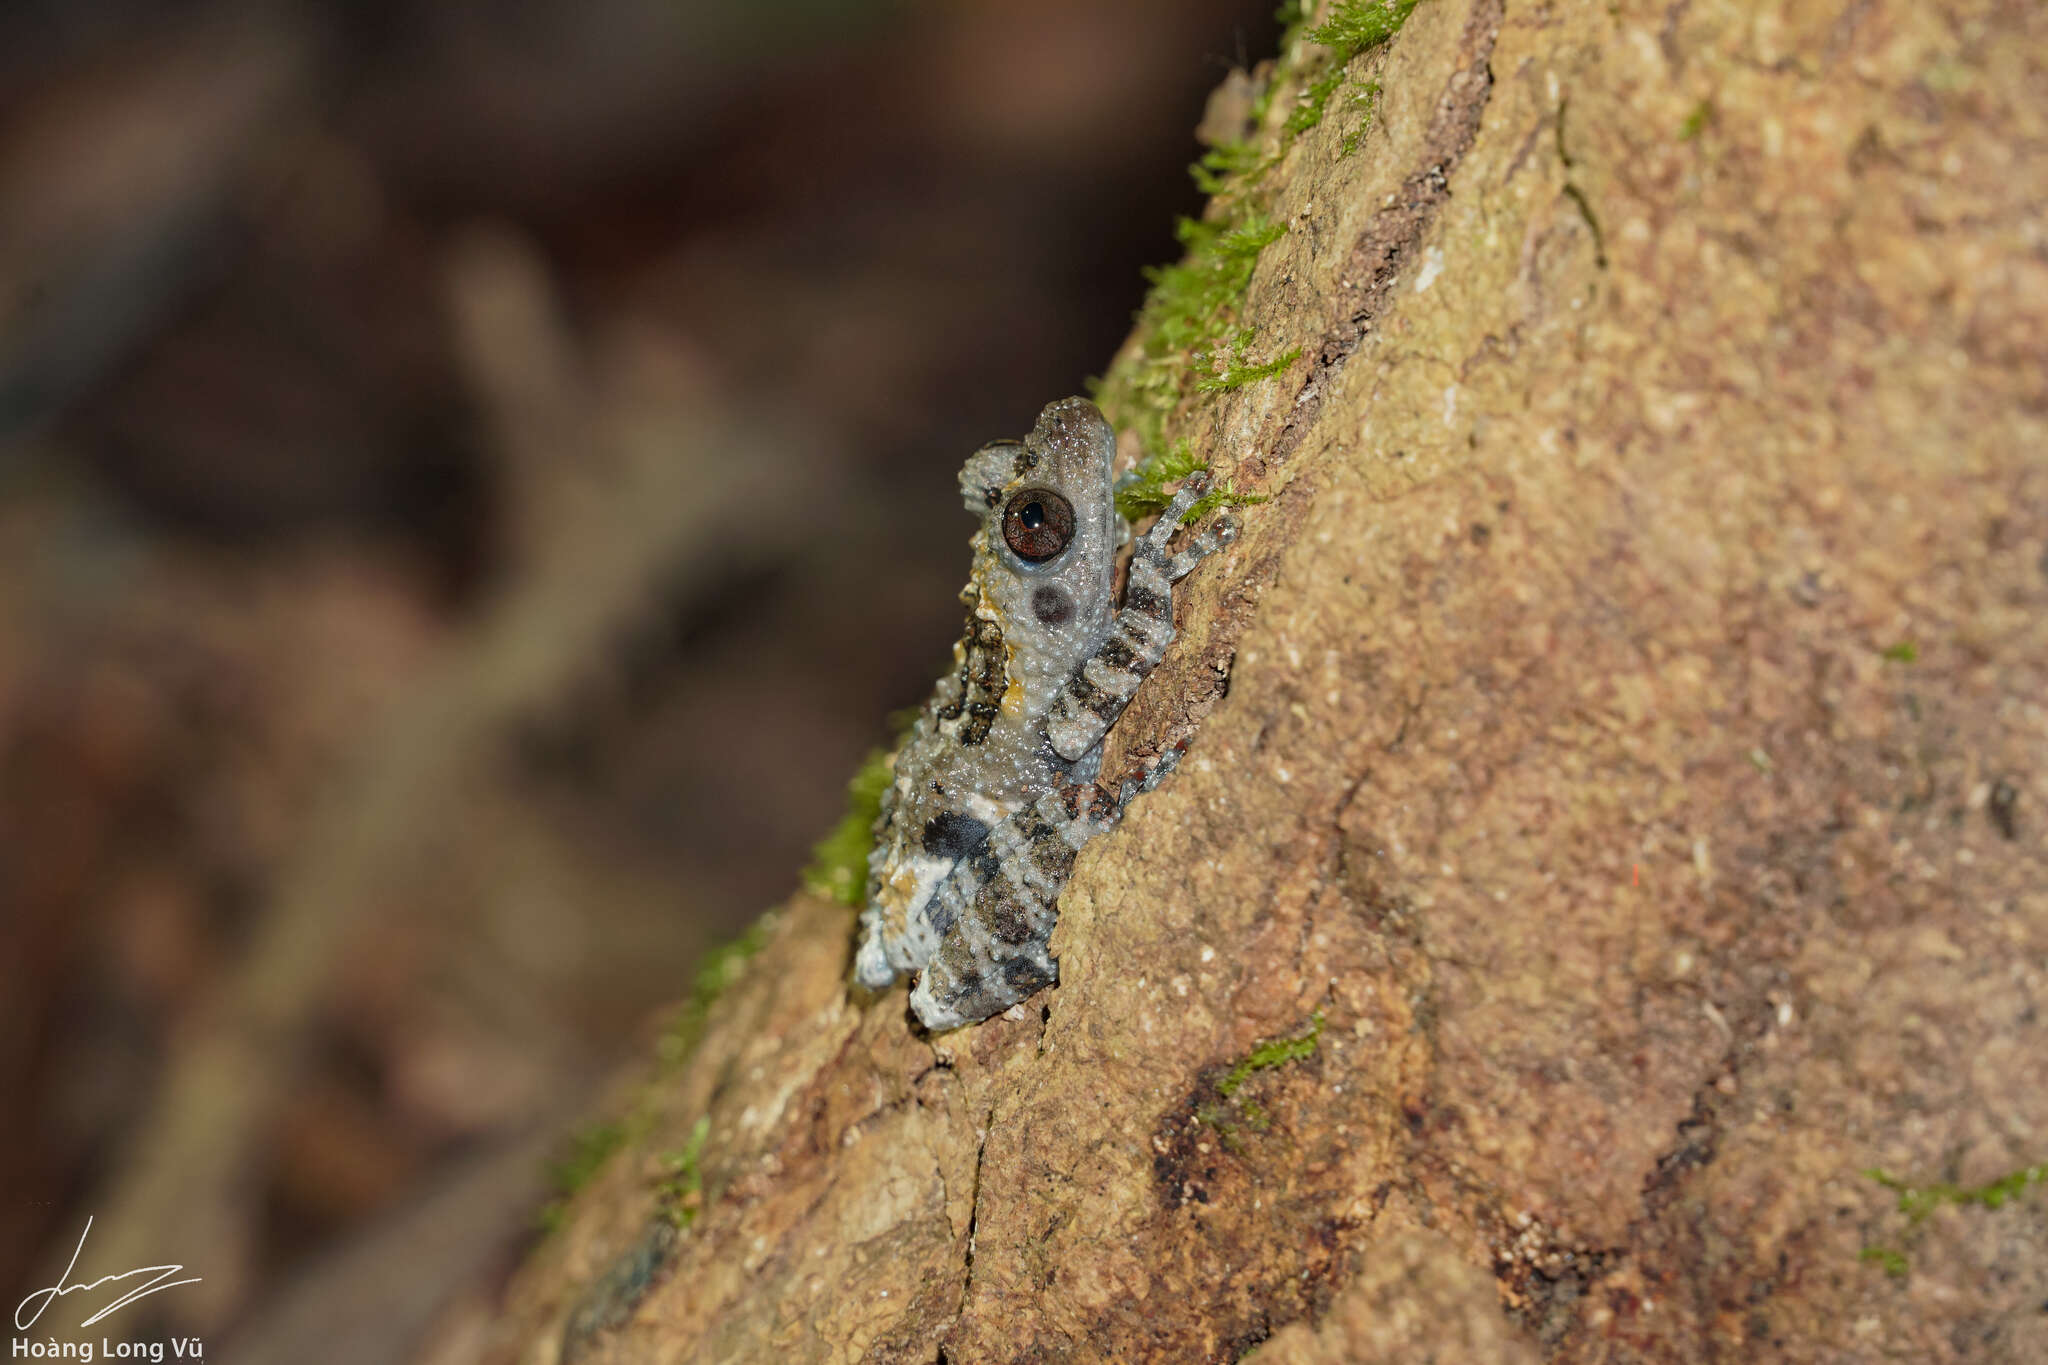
[[1001, 488, 1075, 563]]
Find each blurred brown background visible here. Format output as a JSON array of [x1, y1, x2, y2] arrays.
[[0, 0, 1277, 1358]]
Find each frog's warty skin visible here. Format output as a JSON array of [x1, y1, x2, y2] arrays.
[[854, 397, 1237, 1030]]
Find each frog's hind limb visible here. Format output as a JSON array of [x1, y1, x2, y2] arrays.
[[1044, 474, 1238, 763], [906, 782, 1117, 1031]]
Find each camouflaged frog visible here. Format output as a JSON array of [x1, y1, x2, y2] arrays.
[[854, 397, 1237, 1030]]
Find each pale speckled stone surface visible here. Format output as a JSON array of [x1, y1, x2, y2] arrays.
[[488, 0, 2048, 1359]]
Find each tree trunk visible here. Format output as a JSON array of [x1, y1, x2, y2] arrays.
[[491, 0, 2048, 1359]]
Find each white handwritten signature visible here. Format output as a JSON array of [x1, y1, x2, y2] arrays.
[[14, 1218, 201, 1330]]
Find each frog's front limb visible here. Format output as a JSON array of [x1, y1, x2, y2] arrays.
[[1044, 475, 1239, 762]]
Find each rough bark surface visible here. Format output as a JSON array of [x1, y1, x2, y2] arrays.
[[493, 0, 2048, 1360]]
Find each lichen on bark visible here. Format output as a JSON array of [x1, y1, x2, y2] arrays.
[[491, 0, 2048, 1360]]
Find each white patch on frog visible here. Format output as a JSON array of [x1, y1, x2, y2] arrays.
[[854, 848, 953, 988]]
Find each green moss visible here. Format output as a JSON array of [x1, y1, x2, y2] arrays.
[[1100, 213, 1292, 459], [533, 912, 777, 1236], [1868, 1164, 2046, 1220], [1144, 216, 1290, 356], [1116, 440, 1205, 521], [535, 1120, 628, 1234], [1190, 141, 1269, 196], [657, 915, 776, 1067], [801, 708, 922, 910], [1196, 336, 1303, 393], [1284, 62, 1348, 139], [1679, 100, 1712, 140], [802, 747, 896, 907], [1306, 0, 1423, 54], [1339, 81, 1384, 158], [654, 1115, 713, 1231], [1220, 1010, 1325, 1098], [1858, 1163, 2047, 1276], [1193, 1011, 1325, 1153], [1195, 1100, 1259, 1153], [1189, 485, 1272, 523], [1881, 641, 1918, 664], [1098, 0, 1430, 458], [1273, 0, 1317, 38], [1281, 0, 1418, 144], [1249, 1, 1316, 129], [1115, 440, 1270, 525], [552, 1121, 627, 1194]]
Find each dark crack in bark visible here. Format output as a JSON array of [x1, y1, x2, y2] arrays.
[[1273, 0, 1503, 468]]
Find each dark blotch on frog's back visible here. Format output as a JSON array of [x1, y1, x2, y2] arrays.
[[922, 810, 992, 860]]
